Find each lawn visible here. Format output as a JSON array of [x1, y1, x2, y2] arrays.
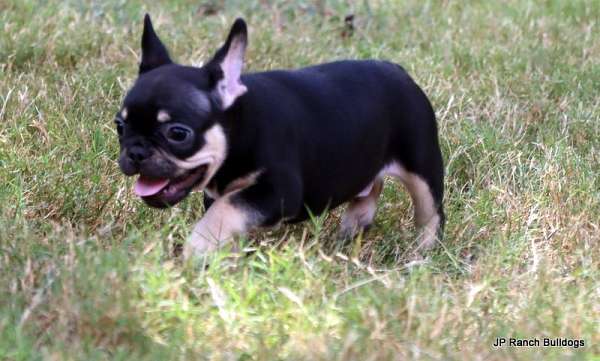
[[0, 0, 598, 360]]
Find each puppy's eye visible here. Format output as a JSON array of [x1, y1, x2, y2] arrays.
[[114, 118, 124, 136], [165, 124, 192, 143]]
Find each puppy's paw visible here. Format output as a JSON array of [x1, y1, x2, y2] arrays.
[[413, 213, 442, 253], [337, 225, 357, 242], [183, 226, 243, 263], [182, 241, 212, 261], [339, 210, 375, 241], [183, 225, 219, 260], [338, 222, 371, 242]]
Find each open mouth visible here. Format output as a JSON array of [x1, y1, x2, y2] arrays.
[[134, 164, 208, 208]]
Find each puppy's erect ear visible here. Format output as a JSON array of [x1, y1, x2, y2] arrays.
[[209, 18, 248, 109], [140, 14, 172, 74]]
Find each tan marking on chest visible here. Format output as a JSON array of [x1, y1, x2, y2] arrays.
[[203, 170, 262, 199]]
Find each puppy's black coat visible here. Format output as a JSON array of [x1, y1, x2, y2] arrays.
[[115, 16, 444, 256], [220, 61, 443, 223]]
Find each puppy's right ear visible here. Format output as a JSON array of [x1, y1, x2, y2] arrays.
[[139, 14, 172, 74], [207, 18, 248, 110]]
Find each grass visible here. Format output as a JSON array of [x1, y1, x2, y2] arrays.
[[1, 0, 599, 359]]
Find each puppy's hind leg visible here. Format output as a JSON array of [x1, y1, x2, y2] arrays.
[[386, 162, 444, 252], [339, 178, 384, 239]]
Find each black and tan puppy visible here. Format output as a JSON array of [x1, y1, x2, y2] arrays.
[[115, 15, 445, 258]]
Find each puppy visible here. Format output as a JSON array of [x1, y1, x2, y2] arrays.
[[115, 15, 445, 258]]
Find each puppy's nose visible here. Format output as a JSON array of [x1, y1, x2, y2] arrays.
[[128, 145, 151, 163]]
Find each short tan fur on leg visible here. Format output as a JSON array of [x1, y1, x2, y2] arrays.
[[340, 178, 384, 238], [385, 162, 440, 251], [184, 196, 255, 258]]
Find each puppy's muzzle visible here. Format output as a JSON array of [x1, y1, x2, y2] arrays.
[[118, 146, 177, 180], [117, 145, 211, 208]]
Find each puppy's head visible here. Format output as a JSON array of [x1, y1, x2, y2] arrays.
[[115, 15, 248, 208]]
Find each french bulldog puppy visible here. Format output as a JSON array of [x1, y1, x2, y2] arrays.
[[115, 15, 445, 258]]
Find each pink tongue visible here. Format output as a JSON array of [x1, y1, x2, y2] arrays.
[[134, 177, 170, 197]]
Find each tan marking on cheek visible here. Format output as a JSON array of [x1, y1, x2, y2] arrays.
[[171, 124, 227, 169], [184, 196, 256, 257], [157, 110, 170, 122], [202, 124, 228, 161], [160, 123, 228, 191]]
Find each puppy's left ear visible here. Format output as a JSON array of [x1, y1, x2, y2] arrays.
[[209, 18, 248, 109]]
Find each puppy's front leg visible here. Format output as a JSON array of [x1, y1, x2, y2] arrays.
[[184, 170, 302, 259], [184, 196, 258, 258]]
